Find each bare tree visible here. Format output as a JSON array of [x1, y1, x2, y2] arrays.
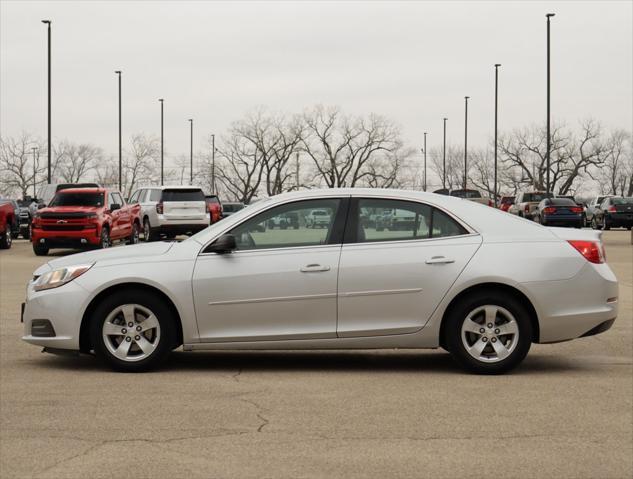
[[124, 134, 160, 196], [301, 105, 405, 188], [428, 145, 464, 191], [0, 133, 46, 198], [55, 141, 103, 183], [595, 129, 632, 196]]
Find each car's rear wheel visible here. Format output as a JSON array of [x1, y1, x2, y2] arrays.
[[591, 217, 598, 230], [90, 290, 176, 372], [444, 292, 533, 374]]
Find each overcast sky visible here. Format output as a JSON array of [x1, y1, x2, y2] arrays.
[[1, 0, 632, 171]]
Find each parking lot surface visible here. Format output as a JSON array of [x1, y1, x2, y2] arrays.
[[1, 233, 632, 479]]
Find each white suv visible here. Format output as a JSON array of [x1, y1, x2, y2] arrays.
[[128, 186, 210, 241]]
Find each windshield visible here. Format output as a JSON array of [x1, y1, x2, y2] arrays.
[[612, 197, 633, 205], [450, 189, 482, 199], [49, 192, 104, 207]]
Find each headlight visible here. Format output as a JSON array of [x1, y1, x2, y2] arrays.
[[33, 263, 94, 292]]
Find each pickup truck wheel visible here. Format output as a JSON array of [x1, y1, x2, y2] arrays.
[[127, 222, 140, 245], [99, 227, 111, 249], [32, 242, 48, 255], [0, 230, 11, 249], [143, 218, 155, 242], [591, 217, 598, 230]]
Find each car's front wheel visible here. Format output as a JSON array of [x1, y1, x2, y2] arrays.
[[90, 290, 176, 372], [444, 292, 533, 374], [0, 229, 12, 249]]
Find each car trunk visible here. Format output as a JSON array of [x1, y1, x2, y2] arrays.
[[161, 189, 206, 220]]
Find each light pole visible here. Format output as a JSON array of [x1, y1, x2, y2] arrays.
[[188, 119, 193, 185], [41, 20, 51, 184], [546, 13, 555, 195], [442, 118, 448, 189], [423, 131, 427, 192], [463, 96, 469, 189], [115, 70, 122, 191], [31, 147, 38, 198], [210, 133, 215, 194], [159, 99, 164, 185], [494, 64, 501, 207]]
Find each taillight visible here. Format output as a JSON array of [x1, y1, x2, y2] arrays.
[[488, 199, 493, 207], [524, 204, 530, 212], [570, 206, 583, 213], [567, 240, 605, 264], [608, 205, 616, 213], [156, 202, 163, 214], [543, 207, 556, 214]]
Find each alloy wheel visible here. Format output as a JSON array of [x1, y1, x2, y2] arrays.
[[102, 304, 161, 362], [461, 305, 519, 363]]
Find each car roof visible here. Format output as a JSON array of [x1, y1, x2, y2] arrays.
[[142, 185, 203, 190]]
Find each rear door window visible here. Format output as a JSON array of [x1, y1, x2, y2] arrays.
[[162, 189, 205, 202]]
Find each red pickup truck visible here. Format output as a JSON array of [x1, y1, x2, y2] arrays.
[[31, 187, 141, 256], [0, 201, 14, 249]]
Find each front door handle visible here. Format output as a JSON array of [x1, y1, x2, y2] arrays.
[[300, 264, 331, 273], [425, 256, 455, 265]]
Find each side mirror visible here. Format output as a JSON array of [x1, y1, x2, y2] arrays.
[[206, 234, 236, 254], [110, 203, 121, 211], [37, 204, 45, 210]]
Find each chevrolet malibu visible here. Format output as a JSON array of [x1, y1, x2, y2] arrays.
[[21, 189, 619, 374]]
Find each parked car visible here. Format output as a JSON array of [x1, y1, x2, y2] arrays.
[[449, 189, 494, 207], [222, 202, 245, 217], [204, 195, 223, 224], [591, 197, 633, 230], [128, 186, 210, 241], [508, 191, 553, 219], [306, 209, 332, 228], [534, 198, 584, 228], [0, 199, 20, 238], [22, 188, 618, 374], [586, 195, 614, 224], [499, 196, 515, 212], [30, 187, 141, 256], [0, 200, 14, 249]]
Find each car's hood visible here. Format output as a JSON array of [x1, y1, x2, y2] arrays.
[[39, 206, 101, 214], [44, 241, 176, 271]]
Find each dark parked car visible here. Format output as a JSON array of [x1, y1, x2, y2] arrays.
[[534, 198, 584, 228], [591, 197, 633, 230], [222, 202, 245, 217]]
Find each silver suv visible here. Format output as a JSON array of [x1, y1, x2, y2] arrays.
[[128, 186, 209, 241]]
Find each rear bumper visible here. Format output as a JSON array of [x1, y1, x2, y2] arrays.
[[31, 227, 101, 247], [605, 214, 633, 227], [542, 215, 583, 226], [154, 223, 209, 235]]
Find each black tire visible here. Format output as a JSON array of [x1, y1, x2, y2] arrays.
[[143, 218, 156, 242], [99, 226, 111, 249], [90, 289, 176, 372], [591, 217, 598, 230], [0, 229, 12, 249], [127, 222, 140, 245], [444, 291, 533, 374], [32, 242, 48, 255], [603, 218, 610, 231]]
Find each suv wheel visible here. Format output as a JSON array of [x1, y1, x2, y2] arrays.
[[444, 292, 533, 374], [143, 218, 155, 242], [90, 290, 176, 372]]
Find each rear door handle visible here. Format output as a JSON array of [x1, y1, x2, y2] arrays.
[[425, 256, 455, 265], [300, 264, 331, 273]]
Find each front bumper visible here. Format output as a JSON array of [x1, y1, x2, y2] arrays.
[[21, 278, 90, 350], [31, 227, 101, 247]]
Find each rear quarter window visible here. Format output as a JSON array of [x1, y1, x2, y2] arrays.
[[161, 189, 205, 202]]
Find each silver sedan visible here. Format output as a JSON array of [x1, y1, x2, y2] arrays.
[[22, 189, 619, 374]]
